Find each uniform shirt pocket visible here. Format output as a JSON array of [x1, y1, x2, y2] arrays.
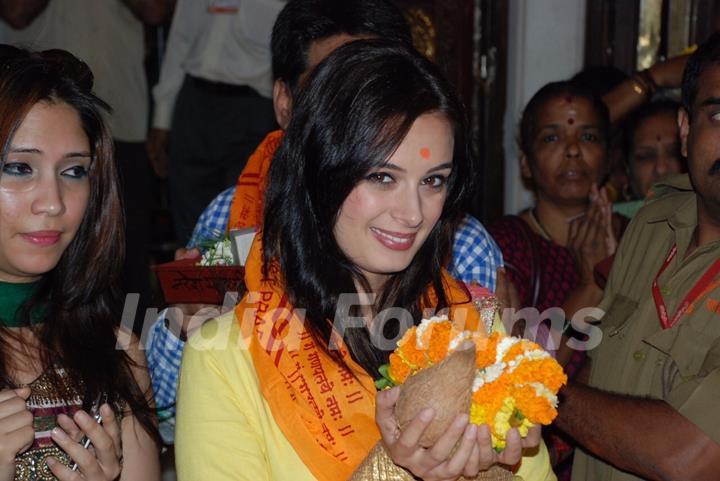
[[601, 294, 639, 340]]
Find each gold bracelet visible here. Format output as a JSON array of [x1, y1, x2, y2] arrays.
[[631, 78, 646, 97], [630, 73, 651, 100], [630, 69, 659, 101]]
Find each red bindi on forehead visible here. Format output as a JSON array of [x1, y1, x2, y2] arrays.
[[564, 95, 574, 103], [567, 118, 575, 125], [420, 147, 431, 159]]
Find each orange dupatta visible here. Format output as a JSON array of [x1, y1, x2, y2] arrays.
[[236, 237, 483, 481], [227, 130, 284, 230]]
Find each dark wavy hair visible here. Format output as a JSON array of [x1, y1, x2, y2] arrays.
[[262, 39, 473, 376], [271, 0, 412, 94], [0, 45, 158, 443]]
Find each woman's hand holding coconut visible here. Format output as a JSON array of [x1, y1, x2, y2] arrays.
[[366, 319, 564, 481], [376, 386, 542, 480]]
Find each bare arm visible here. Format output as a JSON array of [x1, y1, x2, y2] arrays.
[[603, 55, 689, 125], [120, 0, 172, 25], [556, 383, 720, 481], [0, 0, 49, 29], [118, 331, 161, 481]]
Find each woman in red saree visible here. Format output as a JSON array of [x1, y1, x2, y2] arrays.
[[489, 81, 628, 480]]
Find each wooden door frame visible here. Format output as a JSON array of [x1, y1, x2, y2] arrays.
[[585, 0, 720, 73], [585, 0, 640, 72], [393, 0, 508, 224]]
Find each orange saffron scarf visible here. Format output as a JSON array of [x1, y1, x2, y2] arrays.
[[236, 236, 483, 481], [228, 130, 285, 230]]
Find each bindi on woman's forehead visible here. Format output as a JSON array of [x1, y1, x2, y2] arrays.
[[420, 147, 431, 159], [656, 135, 662, 142], [564, 95, 574, 103], [567, 117, 575, 125]]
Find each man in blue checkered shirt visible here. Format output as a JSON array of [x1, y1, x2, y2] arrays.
[[145, 0, 503, 444]]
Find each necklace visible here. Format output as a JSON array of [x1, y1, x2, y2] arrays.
[[528, 208, 553, 241]]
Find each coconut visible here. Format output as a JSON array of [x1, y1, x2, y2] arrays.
[[395, 344, 476, 447]]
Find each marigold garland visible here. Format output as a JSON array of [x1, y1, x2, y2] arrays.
[[377, 314, 567, 449]]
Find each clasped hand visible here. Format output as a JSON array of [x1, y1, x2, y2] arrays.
[[376, 387, 540, 481], [567, 184, 617, 282], [47, 403, 123, 481], [0, 389, 122, 481]]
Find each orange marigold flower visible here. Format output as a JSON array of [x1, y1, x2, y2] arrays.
[[428, 322, 452, 363], [501, 339, 539, 363], [388, 352, 411, 384], [396, 331, 426, 369], [472, 377, 511, 409], [510, 358, 567, 392], [474, 332, 501, 368], [513, 385, 557, 425], [395, 327, 415, 350], [386, 316, 565, 450]]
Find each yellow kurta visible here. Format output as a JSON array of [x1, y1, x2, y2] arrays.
[[176, 312, 556, 481]]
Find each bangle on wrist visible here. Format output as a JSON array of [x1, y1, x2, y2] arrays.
[[639, 68, 659, 92], [631, 69, 658, 100], [630, 76, 647, 98]]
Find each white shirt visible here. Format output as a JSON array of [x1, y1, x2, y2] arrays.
[[0, 0, 149, 142], [152, 0, 285, 130]]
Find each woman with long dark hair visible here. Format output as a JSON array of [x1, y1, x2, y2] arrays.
[[176, 39, 553, 481], [0, 46, 159, 480]]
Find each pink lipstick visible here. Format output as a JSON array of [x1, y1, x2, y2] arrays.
[[21, 231, 61, 246], [370, 227, 416, 251]]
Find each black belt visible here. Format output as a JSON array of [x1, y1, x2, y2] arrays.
[[188, 75, 259, 97]]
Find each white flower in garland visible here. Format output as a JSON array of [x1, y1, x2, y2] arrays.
[[198, 238, 235, 266]]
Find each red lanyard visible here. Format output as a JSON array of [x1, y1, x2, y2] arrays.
[[652, 244, 720, 329]]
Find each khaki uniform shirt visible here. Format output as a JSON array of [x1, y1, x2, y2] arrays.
[[572, 174, 720, 481]]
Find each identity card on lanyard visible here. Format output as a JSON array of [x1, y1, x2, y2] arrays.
[[652, 244, 720, 329]]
